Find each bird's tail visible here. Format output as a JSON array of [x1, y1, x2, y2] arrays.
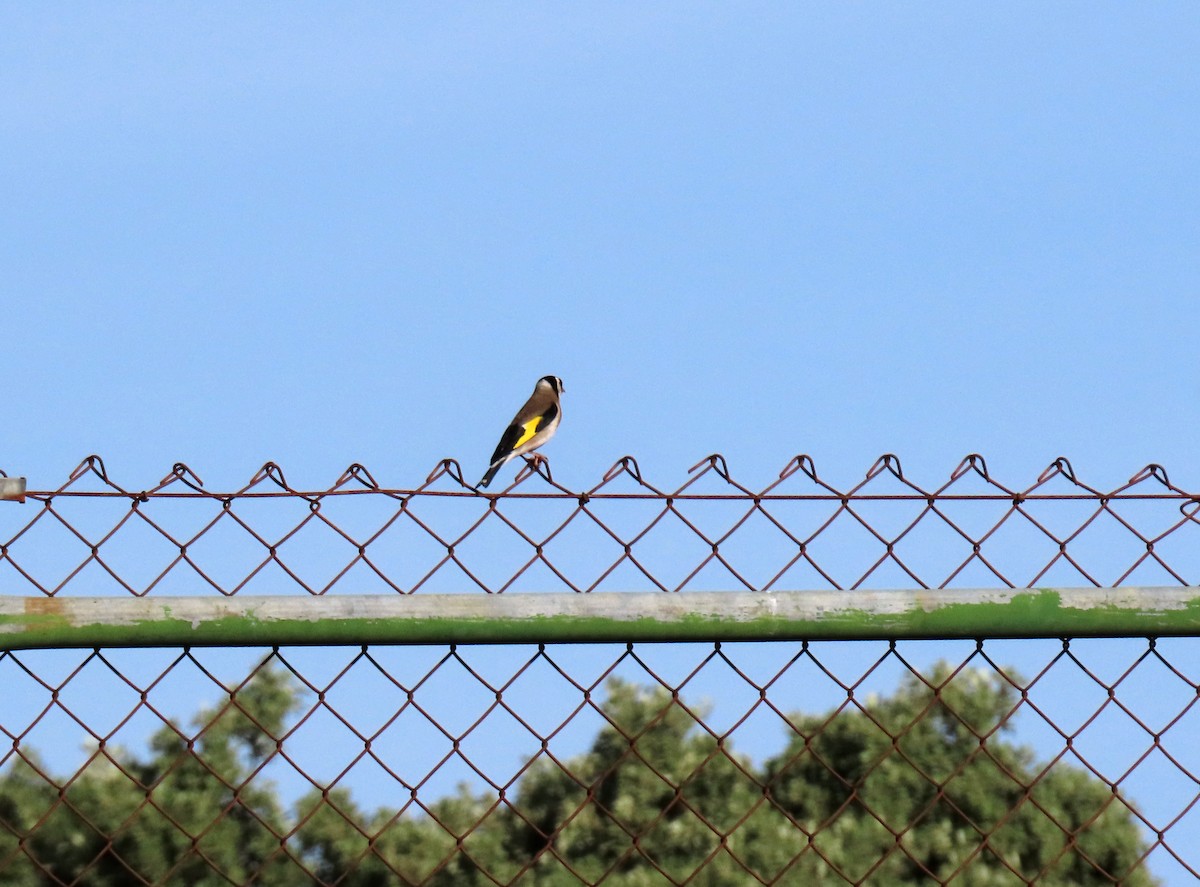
[[477, 460, 504, 489]]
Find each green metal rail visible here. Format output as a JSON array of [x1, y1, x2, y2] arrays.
[[1, 587, 1198, 650]]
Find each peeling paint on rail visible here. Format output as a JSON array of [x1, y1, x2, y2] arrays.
[[1, 587, 1199, 650]]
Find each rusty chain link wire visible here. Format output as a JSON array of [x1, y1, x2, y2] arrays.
[[1, 455, 1199, 884], [3, 453, 1199, 596]]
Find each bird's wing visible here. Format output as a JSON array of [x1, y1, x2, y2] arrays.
[[489, 403, 559, 465]]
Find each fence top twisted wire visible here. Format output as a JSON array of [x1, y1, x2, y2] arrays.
[[2, 453, 1199, 598], [13, 451, 1198, 500]]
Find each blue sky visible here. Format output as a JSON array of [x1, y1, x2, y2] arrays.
[[3, 4, 1197, 494], [2, 4, 1199, 882]]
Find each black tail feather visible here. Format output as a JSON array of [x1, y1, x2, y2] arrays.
[[477, 460, 504, 489]]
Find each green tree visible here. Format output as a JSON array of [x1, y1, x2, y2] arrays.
[[0, 661, 1161, 886], [505, 679, 759, 886], [0, 663, 307, 886], [752, 664, 1157, 885]]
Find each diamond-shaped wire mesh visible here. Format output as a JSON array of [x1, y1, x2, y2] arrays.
[[1, 455, 1198, 885], [5, 453, 1199, 596]]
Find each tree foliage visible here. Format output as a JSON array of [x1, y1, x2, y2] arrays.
[[0, 661, 1158, 885]]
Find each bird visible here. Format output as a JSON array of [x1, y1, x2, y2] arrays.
[[477, 376, 564, 489]]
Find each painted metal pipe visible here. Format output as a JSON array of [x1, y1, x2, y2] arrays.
[[1, 587, 1198, 650]]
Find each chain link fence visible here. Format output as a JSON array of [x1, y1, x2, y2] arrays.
[[1, 455, 1198, 885]]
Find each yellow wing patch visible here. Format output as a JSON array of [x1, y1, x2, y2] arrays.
[[514, 417, 542, 448]]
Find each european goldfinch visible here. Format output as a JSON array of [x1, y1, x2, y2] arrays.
[[477, 376, 564, 489]]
